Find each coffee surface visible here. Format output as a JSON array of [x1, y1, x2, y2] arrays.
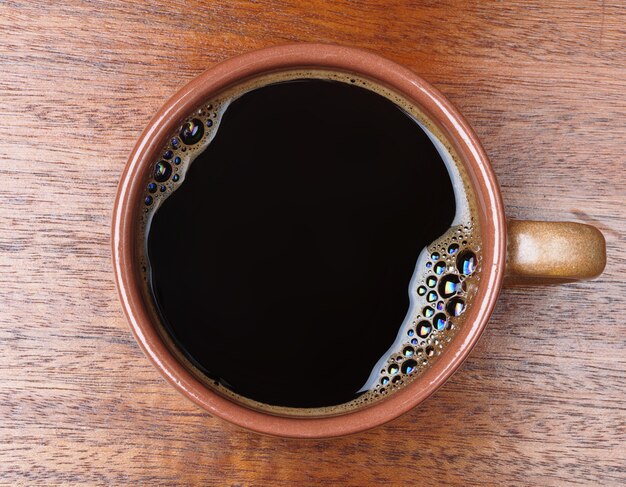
[[146, 79, 456, 408]]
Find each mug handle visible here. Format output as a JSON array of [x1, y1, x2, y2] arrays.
[[506, 220, 606, 284]]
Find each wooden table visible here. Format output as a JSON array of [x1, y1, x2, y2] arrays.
[[2, 1, 624, 485]]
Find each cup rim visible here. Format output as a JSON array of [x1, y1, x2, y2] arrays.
[[112, 43, 506, 438]]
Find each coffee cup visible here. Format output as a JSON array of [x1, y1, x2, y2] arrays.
[[112, 44, 605, 438]]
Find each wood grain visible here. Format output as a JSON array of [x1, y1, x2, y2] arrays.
[[1, 0, 624, 485]]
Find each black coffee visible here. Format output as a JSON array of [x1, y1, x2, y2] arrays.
[[142, 74, 478, 411]]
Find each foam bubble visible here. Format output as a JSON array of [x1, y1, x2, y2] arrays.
[[434, 261, 447, 275], [439, 274, 461, 298], [179, 118, 204, 145], [457, 250, 477, 275], [446, 297, 466, 317]]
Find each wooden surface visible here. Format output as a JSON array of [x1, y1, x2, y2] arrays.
[[1, 0, 625, 485]]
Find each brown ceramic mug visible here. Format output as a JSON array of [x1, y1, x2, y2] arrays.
[[112, 44, 606, 438]]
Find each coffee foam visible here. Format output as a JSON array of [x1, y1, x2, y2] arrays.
[[136, 69, 482, 417]]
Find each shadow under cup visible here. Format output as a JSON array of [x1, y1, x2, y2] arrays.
[[112, 44, 506, 438]]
